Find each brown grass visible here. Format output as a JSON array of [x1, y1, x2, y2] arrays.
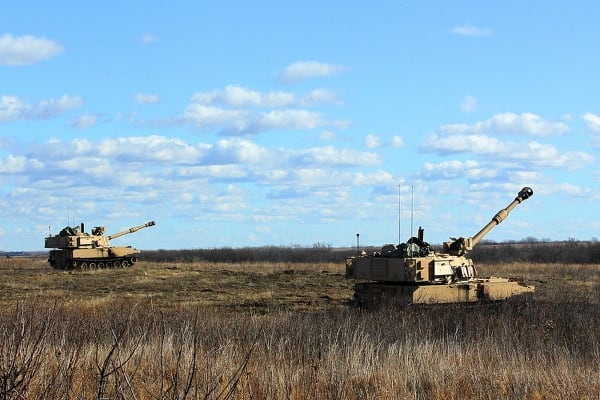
[[0, 257, 598, 399], [0, 258, 352, 310], [478, 262, 600, 303]]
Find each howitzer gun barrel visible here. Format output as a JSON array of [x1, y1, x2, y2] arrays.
[[470, 187, 533, 248], [444, 187, 532, 255], [108, 221, 156, 240]]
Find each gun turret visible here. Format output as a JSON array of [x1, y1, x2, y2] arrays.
[[443, 187, 533, 256], [107, 221, 156, 241]]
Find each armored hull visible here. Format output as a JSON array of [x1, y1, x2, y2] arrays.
[[347, 257, 534, 307]]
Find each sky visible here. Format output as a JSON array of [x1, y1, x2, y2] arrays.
[[1, 1, 600, 251]]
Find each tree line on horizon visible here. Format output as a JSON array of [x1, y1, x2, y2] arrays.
[[142, 238, 600, 264]]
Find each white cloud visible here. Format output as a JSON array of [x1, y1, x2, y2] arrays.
[[164, 85, 347, 135], [319, 130, 336, 141], [451, 24, 492, 37], [34, 137, 264, 182], [0, 34, 63, 66], [521, 141, 595, 170], [422, 133, 594, 172], [72, 114, 99, 129], [8, 136, 378, 209], [255, 109, 325, 131], [352, 170, 395, 186], [293, 146, 381, 166], [505, 171, 541, 186], [0, 154, 44, 173], [390, 136, 404, 147], [301, 89, 341, 106], [421, 111, 594, 175], [552, 182, 593, 196], [182, 104, 328, 136], [208, 138, 271, 164], [423, 112, 582, 171], [18, 136, 378, 193], [348, 133, 403, 150], [290, 168, 335, 186], [364, 134, 381, 149], [176, 164, 250, 180], [441, 112, 569, 137], [582, 112, 600, 133], [422, 160, 497, 180], [0, 95, 29, 122], [134, 93, 160, 104], [278, 61, 347, 83], [33, 95, 84, 119], [192, 85, 294, 108], [98, 136, 208, 163], [114, 171, 157, 187], [422, 133, 505, 154], [181, 104, 249, 130], [190, 85, 338, 108], [34, 135, 207, 166], [0, 94, 83, 122]]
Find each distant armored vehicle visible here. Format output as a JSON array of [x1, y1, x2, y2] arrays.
[[45, 221, 156, 270], [346, 187, 534, 307]]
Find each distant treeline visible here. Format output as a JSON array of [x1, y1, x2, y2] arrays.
[[143, 244, 344, 264], [470, 239, 600, 264], [143, 239, 600, 264]]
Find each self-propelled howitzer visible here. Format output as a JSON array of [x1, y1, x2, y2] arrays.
[[45, 221, 156, 270], [345, 188, 534, 307]]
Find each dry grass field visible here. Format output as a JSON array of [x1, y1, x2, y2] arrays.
[[0, 257, 598, 399], [0, 258, 352, 310]]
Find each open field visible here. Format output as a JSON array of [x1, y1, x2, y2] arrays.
[[0, 258, 353, 310], [0, 257, 598, 399], [1, 257, 597, 308]]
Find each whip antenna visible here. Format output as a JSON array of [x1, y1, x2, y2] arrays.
[[398, 185, 401, 244]]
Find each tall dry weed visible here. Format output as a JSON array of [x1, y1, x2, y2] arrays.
[[0, 270, 598, 399]]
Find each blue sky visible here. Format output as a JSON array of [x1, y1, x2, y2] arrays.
[[1, 1, 600, 251]]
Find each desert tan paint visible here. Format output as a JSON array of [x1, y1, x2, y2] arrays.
[[346, 187, 535, 307], [45, 221, 156, 270]]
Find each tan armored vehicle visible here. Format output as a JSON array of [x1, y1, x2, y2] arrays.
[[346, 187, 534, 307], [45, 221, 156, 270]]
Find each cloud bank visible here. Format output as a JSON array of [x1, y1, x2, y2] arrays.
[[0, 34, 63, 66]]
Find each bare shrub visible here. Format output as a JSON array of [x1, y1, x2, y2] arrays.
[[0, 302, 56, 399]]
